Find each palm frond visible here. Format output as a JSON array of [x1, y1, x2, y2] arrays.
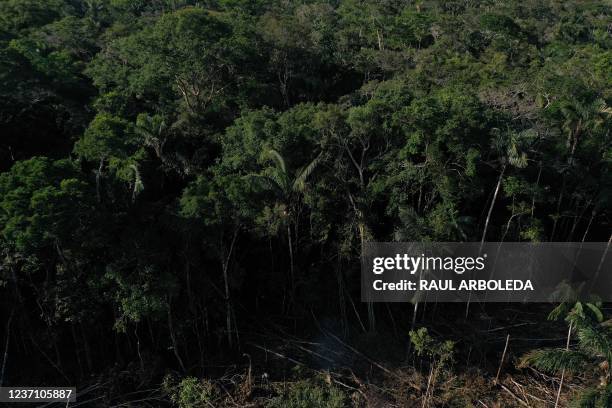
[[263, 148, 287, 174], [571, 387, 600, 408], [269, 170, 291, 195], [519, 348, 590, 374], [130, 164, 144, 202], [292, 152, 323, 192], [574, 323, 612, 365], [570, 383, 612, 408], [549, 302, 572, 321], [249, 173, 286, 197], [597, 384, 612, 408], [585, 303, 605, 323]]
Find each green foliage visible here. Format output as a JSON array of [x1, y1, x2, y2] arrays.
[[87, 7, 241, 116], [105, 264, 170, 331], [163, 375, 219, 408], [75, 113, 134, 162], [7, 15, 98, 86], [267, 379, 346, 408], [75, 112, 146, 197], [0, 0, 72, 35], [0, 157, 91, 251], [409, 327, 457, 406], [479, 14, 522, 37], [410, 327, 455, 365]]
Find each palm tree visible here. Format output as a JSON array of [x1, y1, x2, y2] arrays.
[[256, 148, 322, 294], [520, 301, 611, 408], [466, 128, 531, 317], [480, 128, 530, 247], [551, 99, 610, 240], [135, 113, 168, 161]]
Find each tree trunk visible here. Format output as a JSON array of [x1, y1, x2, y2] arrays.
[[550, 173, 567, 241], [481, 164, 506, 246], [531, 161, 542, 218], [494, 334, 510, 384], [376, 29, 383, 50], [581, 210, 596, 243], [555, 321, 573, 408], [468, 164, 505, 317], [552, 126, 581, 241], [589, 234, 612, 293], [359, 220, 376, 332], [568, 200, 591, 241], [167, 305, 186, 372], [222, 228, 239, 347], [336, 256, 348, 338], [406, 301, 419, 359], [71, 324, 84, 379], [287, 223, 295, 295], [0, 309, 14, 386], [95, 157, 104, 203], [80, 323, 93, 373]]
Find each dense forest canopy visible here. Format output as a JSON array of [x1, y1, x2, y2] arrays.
[[0, 0, 610, 406]]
